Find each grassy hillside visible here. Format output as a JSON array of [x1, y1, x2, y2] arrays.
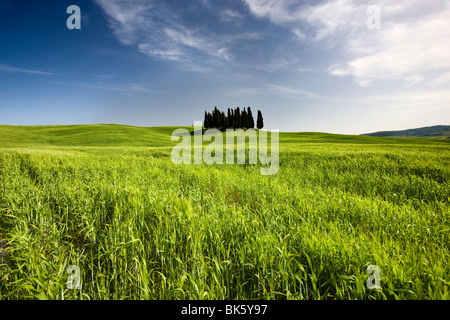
[[362, 125, 450, 139], [0, 124, 449, 300], [0, 124, 193, 148], [2, 124, 450, 148]]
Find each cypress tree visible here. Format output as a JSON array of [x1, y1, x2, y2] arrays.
[[257, 110, 264, 129], [247, 106, 254, 128], [235, 107, 240, 129], [232, 108, 235, 128], [242, 109, 247, 129], [213, 106, 219, 128], [221, 111, 226, 129]]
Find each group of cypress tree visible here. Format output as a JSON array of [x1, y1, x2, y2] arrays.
[[203, 106, 263, 130]]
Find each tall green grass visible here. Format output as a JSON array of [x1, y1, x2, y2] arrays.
[[0, 125, 449, 299]]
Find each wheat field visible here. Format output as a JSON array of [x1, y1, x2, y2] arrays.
[[0, 125, 449, 299]]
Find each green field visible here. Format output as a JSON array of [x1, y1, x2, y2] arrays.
[[0, 124, 449, 299]]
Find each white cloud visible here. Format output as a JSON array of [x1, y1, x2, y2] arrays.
[[94, 74, 117, 80], [267, 84, 320, 99], [243, 0, 302, 24], [365, 90, 450, 108], [94, 0, 253, 69], [220, 9, 244, 22], [217, 48, 232, 62], [300, 0, 361, 41], [243, 0, 359, 41], [330, 7, 450, 86], [50, 79, 153, 94], [164, 28, 211, 51], [228, 82, 319, 99], [95, 0, 214, 64], [95, 0, 154, 45], [244, 0, 450, 87], [96, 0, 450, 88], [256, 58, 297, 73], [291, 28, 307, 41], [433, 72, 450, 85], [138, 45, 183, 62], [0, 63, 53, 75]]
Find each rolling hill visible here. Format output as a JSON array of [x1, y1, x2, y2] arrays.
[[361, 125, 450, 139], [0, 124, 192, 148], [1, 124, 450, 148]]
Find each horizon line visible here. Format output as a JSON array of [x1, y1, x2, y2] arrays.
[[1, 122, 449, 136]]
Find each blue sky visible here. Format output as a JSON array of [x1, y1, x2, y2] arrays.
[[0, 0, 449, 134]]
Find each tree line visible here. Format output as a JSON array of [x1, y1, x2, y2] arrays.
[[203, 106, 264, 130]]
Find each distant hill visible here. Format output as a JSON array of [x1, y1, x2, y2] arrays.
[[362, 125, 450, 139]]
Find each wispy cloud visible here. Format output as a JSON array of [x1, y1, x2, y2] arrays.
[[327, 89, 450, 109], [0, 63, 54, 75], [243, 0, 450, 88], [220, 9, 244, 22], [432, 71, 450, 85], [93, 74, 118, 80], [291, 28, 307, 41], [94, 0, 253, 69], [243, 0, 303, 24], [229, 83, 319, 99], [95, 0, 450, 90], [51, 79, 153, 94], [267, 84, 320, 99], [327, 3, 450, 87], [297, 67, 312, 73], [255, 58, 298, 73], [138, 45, 184, 62], [94, 0, 155, 46]]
